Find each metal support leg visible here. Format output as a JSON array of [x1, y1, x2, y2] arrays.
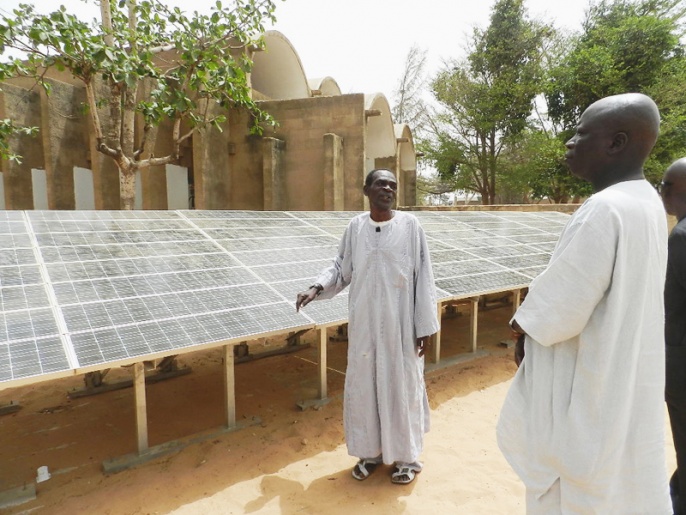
[[431, 302, 442, 364], [133, 362, 148, 454], [223, 345, 236, 429], [512, 289, 522, 315], [318, 328, 327, 399], [470, 298, 479, 353]]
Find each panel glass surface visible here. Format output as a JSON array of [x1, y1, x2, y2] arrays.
[[0, 209, 568, 387]]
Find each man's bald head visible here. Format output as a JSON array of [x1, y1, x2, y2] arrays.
[[585, 93, 660, 160], [661, 157, 686, 220], [565, 93, 661, 191]]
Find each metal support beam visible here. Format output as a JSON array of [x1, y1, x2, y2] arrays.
[[318, 328, 327, 399], [512, 289, 522, 314], [431, 302, 442, 364], [133, 362, 148, 454], [470, 298, 479, 353], [223, 345, 236, 428]]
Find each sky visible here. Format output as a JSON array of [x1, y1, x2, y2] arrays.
[[1, 0, 593, 102]]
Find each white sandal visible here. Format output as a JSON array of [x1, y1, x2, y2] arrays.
[[391, 461, 423, 484], [351, 457, 381, 481]]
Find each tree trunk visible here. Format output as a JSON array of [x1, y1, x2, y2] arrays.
[[119, 164, 137, 210]]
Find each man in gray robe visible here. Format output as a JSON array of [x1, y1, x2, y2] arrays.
[[296, 168, 439, 485]]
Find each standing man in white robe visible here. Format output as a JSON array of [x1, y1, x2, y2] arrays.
[[497, 93, 671, 513], [296, 168, 439, 485]]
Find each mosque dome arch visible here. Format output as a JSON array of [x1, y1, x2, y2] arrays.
[[308, 77, 342, 97], [364, 93, 396, 173], [251, 31, 310, 100]]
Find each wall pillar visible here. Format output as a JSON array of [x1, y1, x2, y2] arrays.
[[0, 83, 43, 209], [323, 133, 344, 211], [404, 168, 417, 206], [262, 137, 286, 210], [192, 101, 231, 209], [40, 78, 89, 209]]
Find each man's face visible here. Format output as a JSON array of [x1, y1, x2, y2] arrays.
[[660, 164, 685, 216], [564, 106, 614, 182], [364, 170, 397, 211]]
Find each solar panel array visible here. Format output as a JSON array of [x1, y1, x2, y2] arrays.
[[0, 209, 568, 388]]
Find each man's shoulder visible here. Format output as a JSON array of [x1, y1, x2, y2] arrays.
[[579, 181, 661, 221], [670, 219, 686, 242]]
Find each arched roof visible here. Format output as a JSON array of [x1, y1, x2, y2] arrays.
[[251, 31, 310, 100], [308, 77, 342, 97], [364, 93, 396, 170], [394, 124, 416, 171]]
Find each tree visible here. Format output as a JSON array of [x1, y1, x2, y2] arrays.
[[391, 45, 429, 137], [543, 0, 686, 187], [0, 0, 277, 209], [546, 0, 685, 129], [424, 0, 549, 204], [500, 129, 591, 203]]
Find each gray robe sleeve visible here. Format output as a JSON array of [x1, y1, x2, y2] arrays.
[[413, 222, 440, 338], [313, 220, 354, 300]]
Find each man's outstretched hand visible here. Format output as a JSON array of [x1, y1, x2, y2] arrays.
[[514, 333, 525, 367], [295, 287, 318, 312], [510, 319, 525, 367]]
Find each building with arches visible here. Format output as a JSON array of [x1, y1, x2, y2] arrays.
[[0, 31, 418, 211]]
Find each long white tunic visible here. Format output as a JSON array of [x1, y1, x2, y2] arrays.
[[497, 180, 671, 513], [314, 211, 439, 464]]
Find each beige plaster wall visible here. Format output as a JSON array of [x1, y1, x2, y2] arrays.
[[257, 94, 367, 211], [0, 82, 44, 209]]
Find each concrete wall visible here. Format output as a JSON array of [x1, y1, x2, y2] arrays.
[[0, 82, 43, 209], [255, 95, 367, 211], [1, 80, 407, 213]]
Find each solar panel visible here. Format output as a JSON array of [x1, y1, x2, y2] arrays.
[[0, 209, 568, 388]]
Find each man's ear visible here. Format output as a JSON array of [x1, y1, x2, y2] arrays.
[[363, 185, 370, 197], [608, 132, 628, 154]]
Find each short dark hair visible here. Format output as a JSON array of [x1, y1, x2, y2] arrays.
[[365, 168, 394, 187]]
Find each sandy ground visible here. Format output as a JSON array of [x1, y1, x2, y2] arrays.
[[0, 305, 677, 514]]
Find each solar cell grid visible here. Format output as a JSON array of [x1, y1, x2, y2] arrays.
[[0, 284, 50, 311], [0, 211, 24, 221], [436, 270, 531, 298], [251, 259, 332, 283], [467, 244, 541, 259], [183, 210, 290, 219], [199, 219, 309, 230], [289, 211, 360, 219], [1, 308, 60, 342], [517, 266, 548, 279], [506, 233, 560, 244], [0, 248, 37, 267], [426, 240, 460, 252], [212, 235, 337, 253], [429, 249, 481, 263], [0, 208, 571, 388], [317, 227, 347, 237], [439, 235, 521, 249], [433, 259, 508, 279], [491, 254, 551, 269], [0, 265, 42, 287], [231, 246, 338, 266], [214, 227, 324, 240]]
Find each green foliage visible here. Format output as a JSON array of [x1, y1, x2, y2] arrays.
[[0, 0, 278, 167], [500, 130, 591, 203], [0, 117, 37, 163], [425, 0, 549, 204], [546, 0, 685, 129]]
